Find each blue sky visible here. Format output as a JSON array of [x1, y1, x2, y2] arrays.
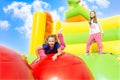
[[0, 0, 120, 55]]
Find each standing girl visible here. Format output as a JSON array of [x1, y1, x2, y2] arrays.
[[86, 11, 104, 55], [36, 28, 65, 61]]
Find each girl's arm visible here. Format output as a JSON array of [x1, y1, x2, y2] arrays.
[[56, 47, 63, 56], [35, 46, 43, 58], [97, 19, 104, 34], [52, 47, 62, 61], [88, 23, 92, 35]]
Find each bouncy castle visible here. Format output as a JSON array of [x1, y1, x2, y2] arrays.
[[29, 0, 120, 55], [1, 0, 120, 80], [28, 0, 120, 79]]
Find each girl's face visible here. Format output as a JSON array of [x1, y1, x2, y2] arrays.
[[47, 37, 55, 48], [90, 11, 95, 18]]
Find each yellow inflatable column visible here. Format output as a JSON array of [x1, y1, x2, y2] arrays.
[[91, 42, 98, 53], [52, 21, 61, 34], [29, 12, 46, 55]]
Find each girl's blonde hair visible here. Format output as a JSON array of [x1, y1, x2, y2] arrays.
[[44, 34, 58, 44], [89, 10, 98, 25]]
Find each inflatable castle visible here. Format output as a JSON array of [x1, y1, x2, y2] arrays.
[[29, 0, 120, 55], [1, 0, 120, 80]]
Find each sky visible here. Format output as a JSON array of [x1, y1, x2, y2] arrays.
[[0, 0, 120, 55]]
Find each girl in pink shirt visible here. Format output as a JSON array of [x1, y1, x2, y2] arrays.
[[86, 11, 104, 55]]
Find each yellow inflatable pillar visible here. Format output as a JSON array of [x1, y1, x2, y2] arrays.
[[29, 12, 46, 55], [52, 21, 61, 34], [91, 42, 98, 53], [61, 22, 89, 34]]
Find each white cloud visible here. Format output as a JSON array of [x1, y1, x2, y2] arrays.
[[32, 0, 50, 12], [3, 2, 32, 20], [87, 0, 110, 9], [3, 2, 32, 38], [0, 20, 10, 31], [50, 10, 60, 21], [97, 11, 103, 16], [15, 14, 32, 38], [96, 0, 110, 8], [3, 0, 63, 38], [58, 6, 65, 12], [87, 0, 95, 3], [92, 5, 98, 10], [3, 0, 51, 38]]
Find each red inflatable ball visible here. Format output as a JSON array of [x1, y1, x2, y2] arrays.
[[31, 53, 94, 80], [0, 45, 34, 80]]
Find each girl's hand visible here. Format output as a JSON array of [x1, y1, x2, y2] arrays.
[[101, 33, 104, 37], [52, 48, 62, 61], [35, 58, 40, 63], [52, 54, 58, 61]]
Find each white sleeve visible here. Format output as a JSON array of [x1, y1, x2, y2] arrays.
[[97, 19, 104, 33]]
